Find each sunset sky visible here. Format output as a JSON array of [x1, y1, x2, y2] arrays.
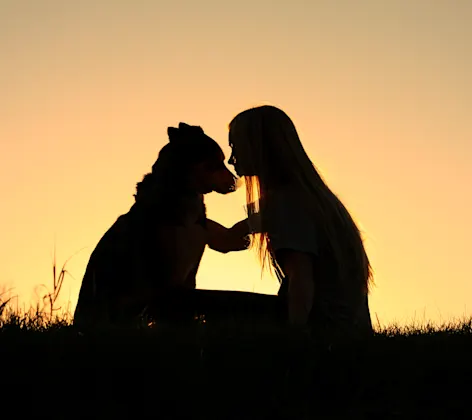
[[2, 0, 471, 326]]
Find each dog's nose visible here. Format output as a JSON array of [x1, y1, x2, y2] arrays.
[[232, 177, 243, 191], [231, 177, 244, 191], [221, 175, 237, 194], [228, 171, 240, 191]]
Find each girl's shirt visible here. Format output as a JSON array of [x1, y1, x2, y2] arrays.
[[247, 185, 320, 257], [247, 184, 373, 338]]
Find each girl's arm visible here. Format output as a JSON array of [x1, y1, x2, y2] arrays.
[[277, 249, 315, 326]]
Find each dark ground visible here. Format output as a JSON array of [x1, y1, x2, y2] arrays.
[[1, 291, 471, 419]]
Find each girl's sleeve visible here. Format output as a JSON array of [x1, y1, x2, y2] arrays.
[[267, 189, 319, 256]]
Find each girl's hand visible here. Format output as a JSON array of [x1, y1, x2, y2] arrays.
[[207, 219, 251, 253]]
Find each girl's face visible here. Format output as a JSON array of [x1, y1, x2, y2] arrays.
[[228, 130, 256, 177], [227, 147, 242, 176]]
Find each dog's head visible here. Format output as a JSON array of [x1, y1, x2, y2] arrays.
[[152, 123, 237, 195]]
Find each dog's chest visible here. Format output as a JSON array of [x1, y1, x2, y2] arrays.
[[175, 222, 206, 274], [158, 195, 207, 285]]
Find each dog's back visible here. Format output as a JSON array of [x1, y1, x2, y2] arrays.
[[73, 213, 133, 326]]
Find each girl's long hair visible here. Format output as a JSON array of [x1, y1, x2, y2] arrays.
[[229, 105, 374, 294]]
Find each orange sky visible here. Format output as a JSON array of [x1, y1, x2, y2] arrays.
[[1, 0, 471, 326]]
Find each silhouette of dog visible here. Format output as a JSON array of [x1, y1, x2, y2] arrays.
[[74, 123, 247, 328]]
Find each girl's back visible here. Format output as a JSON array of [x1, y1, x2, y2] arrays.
[[264, 185, 373, 340]]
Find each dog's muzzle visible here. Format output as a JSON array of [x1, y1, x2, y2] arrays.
[[214, 168, 239, 194], [231, 176, 243, 192]]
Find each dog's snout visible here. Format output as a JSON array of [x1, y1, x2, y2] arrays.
[[213, 166, 238, 195], [234, 176, 244, 190]]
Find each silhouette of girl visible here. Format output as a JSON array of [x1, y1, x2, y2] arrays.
[[228, 105, 374, 342]]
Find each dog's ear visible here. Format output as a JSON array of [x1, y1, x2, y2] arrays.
[[178, 122, 192, 131], [178, 122, 204, 136], [167, 126, 181, 142], [168, 123, 205, 143]]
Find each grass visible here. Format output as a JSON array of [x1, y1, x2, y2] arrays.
[[1, 256, 471, 419], [1, 300, 471, 418]]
